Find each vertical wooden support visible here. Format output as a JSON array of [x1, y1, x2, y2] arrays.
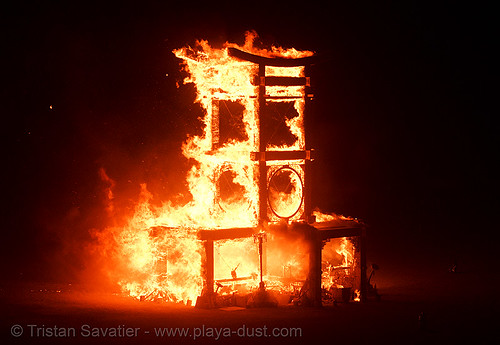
[[308, 228, 322, 307], [262, 241, 267, 276], [204, 239, 214, 307], [258, 235, 264, 288], [303, 64, 313, 222], [359, 227, 367, 302], [211, 99, 220, 150], [304, 161, 312, 223], [258, 64, 268, 226]]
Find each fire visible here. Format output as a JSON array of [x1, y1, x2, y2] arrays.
[[96, 32, 361, 306]]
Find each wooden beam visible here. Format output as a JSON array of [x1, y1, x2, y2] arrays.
[[198, 227, 256, 241], [264, 95, 303, 100], [250, 150, 314, 162], [228, 47, 316, 67], [204, 239, 214, 308], [318, 227, 363, 240], [360, 227, 367, 303], [308, 231, 322, 307], [260, 76, 308, 86], [258, 63, 268, 226], [304, 63, 313, 223]]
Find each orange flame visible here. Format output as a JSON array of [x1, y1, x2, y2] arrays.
[[96, 32, 357, 305]]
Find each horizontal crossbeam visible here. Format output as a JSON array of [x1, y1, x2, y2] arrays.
[[228, 47, 316, 67]]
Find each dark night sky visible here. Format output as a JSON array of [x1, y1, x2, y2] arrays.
[[1, 1, 496, 283]]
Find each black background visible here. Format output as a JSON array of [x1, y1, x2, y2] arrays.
[[1, 1, 496, 284]]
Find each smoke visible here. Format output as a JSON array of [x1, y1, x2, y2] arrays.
[[5, 45, 203, 288]]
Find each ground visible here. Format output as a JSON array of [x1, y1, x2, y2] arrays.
[[2, 251, 498, 345]]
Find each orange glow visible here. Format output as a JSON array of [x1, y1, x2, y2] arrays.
[[97, 32, 358, 305]]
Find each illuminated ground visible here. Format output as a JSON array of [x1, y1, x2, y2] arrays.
[[2, 251, 497, 345]]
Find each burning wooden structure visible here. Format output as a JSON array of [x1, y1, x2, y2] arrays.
[[111, 34, 366, 307], [189, 46, 366, 307]]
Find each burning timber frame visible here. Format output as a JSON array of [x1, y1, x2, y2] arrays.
[[196, 48, 367, 307]]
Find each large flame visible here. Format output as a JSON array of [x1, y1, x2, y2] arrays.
[[96, 32, 357, 305]]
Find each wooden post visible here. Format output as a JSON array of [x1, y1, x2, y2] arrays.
[[258, 63, 268, 226], [211, 99, 219, 150], [262, 240, 267, 277], [359, 227, 367, 302], [303, 64, 313, 222], [308, 228, 322, 307], [258, 235, 264, 288], [204, 239, 214, 308]]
